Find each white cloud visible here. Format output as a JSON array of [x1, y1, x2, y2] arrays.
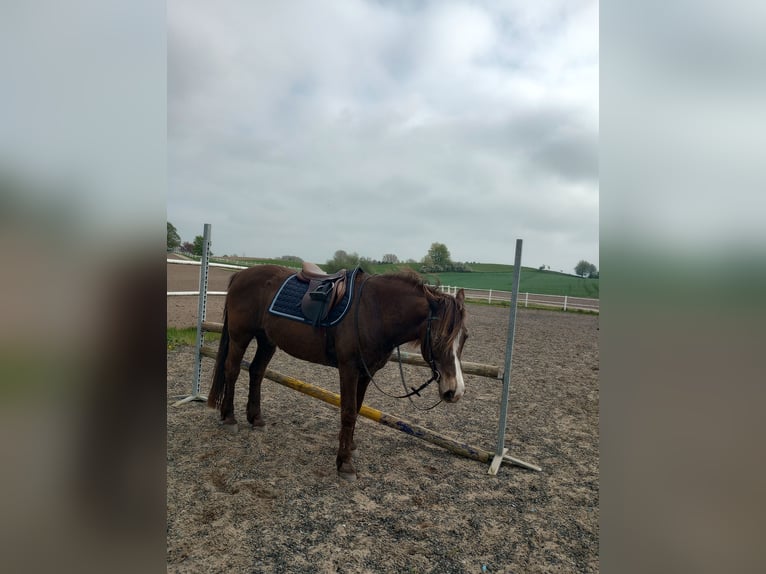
[[168, 0, 599, 271]]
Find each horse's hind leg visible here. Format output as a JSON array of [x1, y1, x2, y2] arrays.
[[220, 337, 250, 430], [247, 337, 276, 428]]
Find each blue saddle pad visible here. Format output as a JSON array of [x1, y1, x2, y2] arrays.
[[268, 268, 359, 327]]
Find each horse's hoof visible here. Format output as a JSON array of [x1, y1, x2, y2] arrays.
[[337, 470, 358, 482], [220, 420, 239, 433], [337, 461, 357, 481]]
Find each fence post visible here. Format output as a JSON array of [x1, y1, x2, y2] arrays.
[[488, 289, 492, 304], [525, 292, 528, 307], [563, 295, 568, 311]]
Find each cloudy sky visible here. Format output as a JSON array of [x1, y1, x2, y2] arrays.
[[168, 0, 598, 273]]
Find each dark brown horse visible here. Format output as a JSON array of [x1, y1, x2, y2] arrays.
[[207, 265, 468, 480]]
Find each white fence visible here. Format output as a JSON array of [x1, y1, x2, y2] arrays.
[[166, 257, 242, 296], [439, 285, 599, 313], [167, 258, 599, 312]]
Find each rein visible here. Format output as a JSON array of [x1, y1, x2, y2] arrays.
[[355, 274, 443, 410]]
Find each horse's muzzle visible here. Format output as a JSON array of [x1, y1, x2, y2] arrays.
[[441, 389, 461, 403]]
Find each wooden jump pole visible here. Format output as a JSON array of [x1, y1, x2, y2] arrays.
[[197, 346, 538, 470]]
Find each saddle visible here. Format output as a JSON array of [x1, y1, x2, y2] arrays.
[[296, 262, 349, 327]]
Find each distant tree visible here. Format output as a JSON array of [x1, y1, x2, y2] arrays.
[[325, 250, 360, 273], [426, 242, 452, 268], [575, 260, 598, 278], [539, 264, 546, 271], [382, 253, 399, 264], [419, 242, 471, 272], [192, 235, 212, 257], [167, 222, 181, 251], [180, 241, 194, 254]]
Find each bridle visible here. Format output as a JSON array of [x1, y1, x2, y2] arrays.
[[355, 274, 443, 410], [395, 310, 441, 396]]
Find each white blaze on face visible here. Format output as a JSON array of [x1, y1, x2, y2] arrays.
[[451, 332, 466, 400]]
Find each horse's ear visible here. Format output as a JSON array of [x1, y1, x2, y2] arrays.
[[456, 289, 465, 304]]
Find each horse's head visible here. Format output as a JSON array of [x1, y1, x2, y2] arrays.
[[423, 288, 468, 403]]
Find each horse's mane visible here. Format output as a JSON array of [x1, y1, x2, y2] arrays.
[[378, 269, 431, 291], [378, 270, 466, 351]]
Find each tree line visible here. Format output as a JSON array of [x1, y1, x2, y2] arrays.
[[323, 242, 470, 274], [167, 222, 209, 256], [168, 221, 598, 277]]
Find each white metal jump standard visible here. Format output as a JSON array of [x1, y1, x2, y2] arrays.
[[173, 223, 212, 406], [489, 239, 540, 474]]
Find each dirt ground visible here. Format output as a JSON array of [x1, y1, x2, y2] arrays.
[[167, 261, 599, 573]]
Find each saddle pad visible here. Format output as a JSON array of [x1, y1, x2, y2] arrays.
[[268, 268, 359, 327]]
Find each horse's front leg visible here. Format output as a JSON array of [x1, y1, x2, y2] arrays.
[[351, 375, 371, 453], [336, 363, 360, 480]]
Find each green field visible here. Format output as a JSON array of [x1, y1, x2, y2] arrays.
[[430, 269, 599, 298], [201, 258, 598, 299], [368, 263, 598, 298]]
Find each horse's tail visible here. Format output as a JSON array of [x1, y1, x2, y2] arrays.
[[207, 303, 230, 409]]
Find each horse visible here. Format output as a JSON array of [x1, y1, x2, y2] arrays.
[[207, 264, 468, 480]]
